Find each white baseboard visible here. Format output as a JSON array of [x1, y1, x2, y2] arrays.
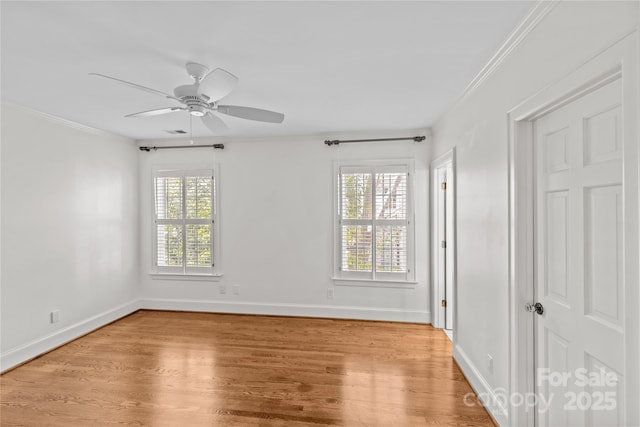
[[453, 344, 508, 426], [1, 298, 429, 372], [140, 298, 431, 323], [1, 299, 140, 372]]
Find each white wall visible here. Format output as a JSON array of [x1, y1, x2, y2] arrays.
[[0, 103, 140, 370], [430, 2, 639, 425], [138, 131, 431, 322]]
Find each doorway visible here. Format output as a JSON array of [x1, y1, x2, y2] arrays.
[[509, 35, 639, 427], [432, 149, 455, 338]]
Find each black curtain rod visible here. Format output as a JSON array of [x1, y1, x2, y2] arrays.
[[139, 144, 224, 152], [324, 136, 425, 146]]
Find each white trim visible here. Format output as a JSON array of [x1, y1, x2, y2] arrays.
[[507, 115, 536, 427], [509, 27, 638, 120], [454, 344, 508, 427], [0, 299, 140, 372], [150, 165, 220, 276], [2, 101, 132, 143], [332, 277, 417, 288], [336, 158, 415, 168], [508, 33, 639, 427], [333, 158, 416, 282], [431, 149, 456, 331], [149, 273, 223, 282], [139, 298, 431, 324], [454, 1, 559, 106], [0, 298, 430, 372], [150, 163, 218, 172]]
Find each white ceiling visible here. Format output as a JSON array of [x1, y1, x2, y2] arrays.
[[1, 1, 534, 140]]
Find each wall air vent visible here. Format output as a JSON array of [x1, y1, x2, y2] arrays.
[[165, 130, 187, 134]]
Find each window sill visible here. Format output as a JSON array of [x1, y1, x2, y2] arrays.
[[150, 273, 223, 282], [332, 277, 418, 288]]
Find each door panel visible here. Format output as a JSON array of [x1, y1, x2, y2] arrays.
[[545, 191, 569, 305], [535, 78, 624, 426], [584, 353, 623, 426], [544, 127, 570, 173], [583, 106, 621, 166], [545, 329, 570, 427], [584, 185, 623, 328]]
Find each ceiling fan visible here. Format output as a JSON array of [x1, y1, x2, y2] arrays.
[[89, 62, 284, 133]]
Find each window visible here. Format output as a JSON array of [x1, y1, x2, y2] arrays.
[[335, 161, 414, 283], [153, 169, 218, 275]]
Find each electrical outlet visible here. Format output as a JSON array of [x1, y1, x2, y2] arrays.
[[50, 310, 60, 324], [232, 285, 239, 295], [487, 354, 494, 374], [219, 284, 226, 295], [327, 288, 334, 299]]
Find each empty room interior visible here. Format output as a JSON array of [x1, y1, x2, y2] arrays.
[[1, 1, 639, 426]]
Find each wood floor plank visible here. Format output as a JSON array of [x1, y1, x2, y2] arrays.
[[1, 310, 494, 426]]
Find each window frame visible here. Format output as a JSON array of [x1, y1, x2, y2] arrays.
[[333, 159, 416, 285], [151, 166, 221, 277]]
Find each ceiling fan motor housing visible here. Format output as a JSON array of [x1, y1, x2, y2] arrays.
[[174, 84, 211, 116]]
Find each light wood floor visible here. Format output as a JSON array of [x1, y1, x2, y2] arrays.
[[1, 310, 493, 426]]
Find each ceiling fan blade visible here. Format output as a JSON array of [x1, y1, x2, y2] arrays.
[[197, 68, 238, 101], [216, 105, 285, 123], [89, 73, 180, 101], [125, 107, 185, 118], [201, 112, 229, 134]]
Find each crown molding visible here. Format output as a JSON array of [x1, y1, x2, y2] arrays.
[[455, 0, 559, 105], [2, 102, 133, 143]]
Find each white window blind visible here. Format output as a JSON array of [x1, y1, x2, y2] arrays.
[[336, 163, 414, 282], [153, 169, 217, 275]]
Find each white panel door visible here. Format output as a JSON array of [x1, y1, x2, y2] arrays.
[[535, 79, 625, 426]]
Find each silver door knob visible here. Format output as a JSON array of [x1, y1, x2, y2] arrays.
[[525, 302, 544, 315]]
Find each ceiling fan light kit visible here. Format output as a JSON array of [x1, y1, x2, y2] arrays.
[[89, 62, 285, 135], [188, 105, 207, 117]]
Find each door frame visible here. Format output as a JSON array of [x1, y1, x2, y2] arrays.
[[507, 32, 638, 427], [431, 148, 456, 332]]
